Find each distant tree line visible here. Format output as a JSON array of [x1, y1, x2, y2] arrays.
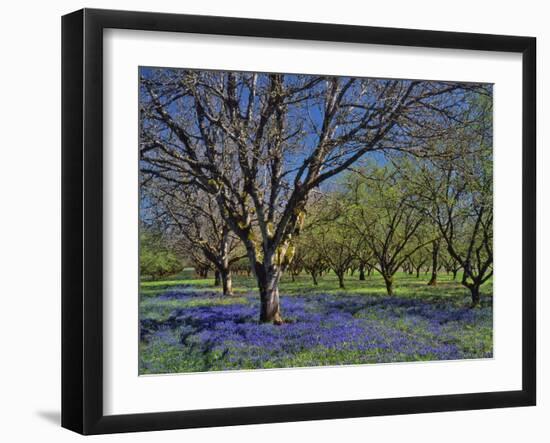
[[139, 230, 183, 281]]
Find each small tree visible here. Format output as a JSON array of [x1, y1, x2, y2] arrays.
[[139, 230, 183, 280], [343, 163, 434, 295], [142, 182, 245, 295], [411, 95, 493, 306], [316, 220, 357, 289], [441, 251, 462, 280], [408, 243, 430, 278]]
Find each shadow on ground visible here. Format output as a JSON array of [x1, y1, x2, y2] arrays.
[[36, 410, 60, 426]]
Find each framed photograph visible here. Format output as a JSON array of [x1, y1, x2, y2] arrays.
[[62, 8, 536, 435]]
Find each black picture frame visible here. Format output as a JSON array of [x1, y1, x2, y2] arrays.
[[61, 8, 536, 435]]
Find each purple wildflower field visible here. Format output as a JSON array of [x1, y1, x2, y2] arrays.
[[139, 285, 492, 374]]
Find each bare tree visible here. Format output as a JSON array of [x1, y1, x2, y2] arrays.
[[344, 164, 436, 295], [143, 183, 244, 296], [420, 155, 492, 306], [140, 67, 485, 322], [411, 96, 493, 306]]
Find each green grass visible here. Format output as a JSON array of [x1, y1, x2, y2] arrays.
[[141, 268, 492, 302]]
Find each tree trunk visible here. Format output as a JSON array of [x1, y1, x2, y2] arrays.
[[358, 262, 366, 281], [215, 227, 233, 296], [221, 269, 233, 296], [416, 267, 421, 278], [470, 285, 481, 308], [311, 271, 318, 285], [214, 270, 221, 286], [260, 287, 282, 324], [196, 267, 208, 278], [253, 257, 284, 324], [336, 272, 345, 289], [427, 241, 439, 286], [452, 269, 458, 280], [383, 274, 394, 296]]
